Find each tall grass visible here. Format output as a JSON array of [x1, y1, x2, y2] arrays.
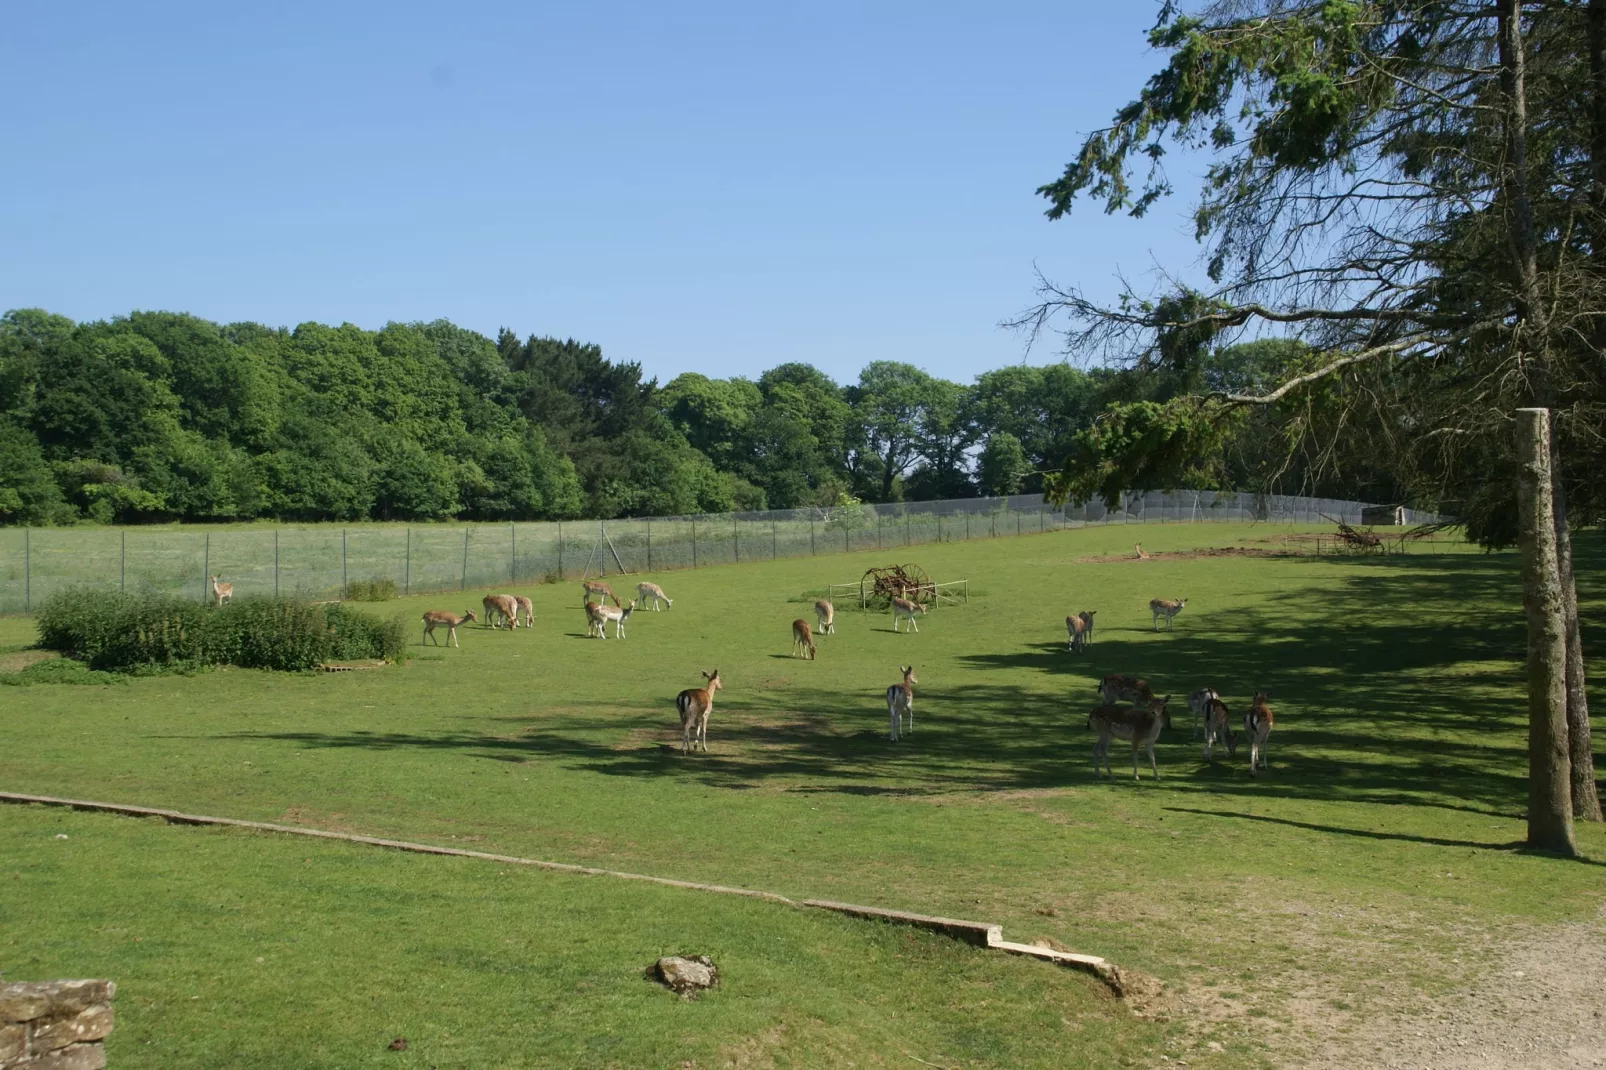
[[33, 588, 404, 672]]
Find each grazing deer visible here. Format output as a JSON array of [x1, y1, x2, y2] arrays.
[[589, 599, 636, 639], [1066, 610, 1097, 652], [886, 665, 916, 742], [1149, 597, 1187, 631], [814, 599, 835, 635], [581, 580, 622, 607], [210, 575, 233, 607], [636, 581, 673, 611], [512, 594, 534, 629], [891, 596, 926, 633], [483, 593, 519, 629], [1203, 696, 1237, 761], [1134, 543, 1151, 560], [676, 669, 723, 754], [422, 609, 477, 648], [1098, 673, 1155, 708], [1186, 686, 1221, 740], [1088, 696, 1172, 781], [1245, 691, 1275, 776], [791, 618, 817, 660]]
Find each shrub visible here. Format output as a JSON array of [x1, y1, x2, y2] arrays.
[[345, 577, 398, 602], [0, 658, 128, 686], [35, 587, 210, 670], [323, 604, 407, 662], [208, 597, 332, 672]]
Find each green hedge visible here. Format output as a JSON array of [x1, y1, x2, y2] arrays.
[[34, 588, 405, 672]]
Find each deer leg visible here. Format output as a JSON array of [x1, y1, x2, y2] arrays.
[[910, 617, 919, 633], [1148, 739, 1159, 780]]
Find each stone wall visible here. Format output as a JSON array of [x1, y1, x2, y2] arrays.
[[0, 981, 115, 1070]]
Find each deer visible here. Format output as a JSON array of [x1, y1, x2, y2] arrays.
[[1149, 597, 1187, 631], [1098, 673, 1155, 708], [581, 580, 622, 607], [1186, 687, 1221, 741], [1202, 696, 1237, 761], [886, 665, 916, 742], [422, 609, 477, 648], [676, 669, 722, 754], [1088, 695, 1172, 781], [1245, 691, 1275, 776], [512, 595, 534, 629], [814, 599, 835, 635], [791, 618, 817, 660], [588, 599, 636, 639], [1134, 543, 1151, 560], [482, 593, 519, 629], [1066, 610, 1096, 652], [210, 575, 233, 607], [891, 595, 926, 633], [636, 581, 672, 611]]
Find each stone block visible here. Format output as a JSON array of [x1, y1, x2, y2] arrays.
[[0, 1023, 26, 1063], [33, 1004, 114, 1052], [30, 1043, 108, 1070], [0, 982, 114, 1024]]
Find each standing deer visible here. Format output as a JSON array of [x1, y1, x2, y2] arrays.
[[1245, 691, 1275, 776], [676, 669, 722, 754], [1088, 696, 1172, 780], [1066, 610, 1096, 652], [1186, 687, 1221, 740], [1203, 696, 1237, 761], [581, 580, 622, 607], [1149, 597, 1187, 631], [422, 609, 477, 647], [1099, 673, 1155, 708], [1134, 543, 1151, 560], [483, 593, 519, 629], [588, 599, 635, 639], [636, 581, 673, 611], [210, 575, 233, 607], [512, 595, 534, 629], [791, 618, 817, 660], [886, 665, 916, 742], [814, 599, 835, 635], [891, 596, 926, 633]]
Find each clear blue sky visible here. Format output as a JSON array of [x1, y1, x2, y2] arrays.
[[1, 2, 1208, 386]]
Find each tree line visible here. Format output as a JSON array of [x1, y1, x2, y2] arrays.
[[0, 308, 1394, 526]]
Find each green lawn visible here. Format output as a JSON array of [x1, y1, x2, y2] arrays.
[[2, 522, 1603, 1068]]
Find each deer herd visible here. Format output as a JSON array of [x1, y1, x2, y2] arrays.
[[414, 572, 1275, 777]]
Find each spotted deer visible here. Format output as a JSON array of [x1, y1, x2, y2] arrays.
[[814, 599, 835, 635], [483, 593, 519, 629], [1149, 597, 1187, 631], [421, 609, 477, 647], [1203, 696, 1237, 761], [791, 618, 817, 660], [512, 595, 534, 629], [635, 581, 672, 610], [1245, 691, 1275, 776], [1067, 610, 1096, 652], [676, 670, 722, 754], [886, 665, 916, 742], [1098, 673, 1155, 708], [1088, 695, 1173, 780], [1186, 687, 1220, 740], [891, 596, 926, 633], [581, 580, 622, 607], [588, 599, 635, 639], [210, 575, 233, 607]]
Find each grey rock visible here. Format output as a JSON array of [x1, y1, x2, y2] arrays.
[[653, 955, 719, 998]]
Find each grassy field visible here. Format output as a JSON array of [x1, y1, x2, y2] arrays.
[[2, 522, 1603, 1068]]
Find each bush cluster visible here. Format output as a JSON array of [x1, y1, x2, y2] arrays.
[[34, 588, 406, 672], [345, 577, 398, 602]]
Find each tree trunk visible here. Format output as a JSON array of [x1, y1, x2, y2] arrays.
[[1553, 476, 1602, 820], [1516, 408, 1576, 856]]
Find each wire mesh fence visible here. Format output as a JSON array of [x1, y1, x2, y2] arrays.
[[0, 491, 1443, 614]]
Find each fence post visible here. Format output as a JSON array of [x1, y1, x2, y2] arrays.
[[121, 529, 126, 594], [202, 531, 211, 602], [405, 528, 412, 595], [461, 527, 470, 590], [646, 520, 653, 571], [810, 517, 816, 555], [734, 514, 740, 563], [274, 529, 280, 597], [692, 519, 699, 569], [877, 512, 883, 549], [23, 527, 30, 613], [556, 521, 563, 580], [966, 512, 971, 540], [510, 524, 516, 585], [772, 517, 778, 560], [1017, 511, 1022, 536], [991, 510, 996, 538], [906, 512, 911, 546], [342, 529, 348, 599]]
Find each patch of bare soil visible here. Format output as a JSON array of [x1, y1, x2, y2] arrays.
[[1076, 546, 1310, 564], [0, 650, 56, 673]]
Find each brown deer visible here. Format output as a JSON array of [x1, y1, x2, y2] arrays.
[[676, 670, 723, 754], [588, 599, 635, 639], [814, 599, 835, 635], [422, 609, 477, 648], [1098, 673, 1155, 708], [482, 593, 519, 629], [791, 618, 817, 660], [512, 595, 534, 629], [1245, 692, 1275, 776], [635, 581, 672, 610], [581, 580, 622, 607], [1088, 696, 1173, 780], [886, 665, 917, 741], [1149, 597, 1187, 631], [891, 596, 926, 633], [1203, 696, 1237, 761], [210, 575, 233, 607], [1134, 543, 1151, 560], [1066, 610, 1096, 652], [1186, 686, 1220, 740]]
